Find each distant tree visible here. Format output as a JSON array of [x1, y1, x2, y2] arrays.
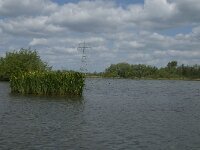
[[103, 61, 200, 79], [167, 61, 178, 68], [0, 48, 51, 81], [104, 63, 132, 78], [104, 63, 158, 79]]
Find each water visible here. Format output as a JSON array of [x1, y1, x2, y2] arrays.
[[0, 79, 200, 150]]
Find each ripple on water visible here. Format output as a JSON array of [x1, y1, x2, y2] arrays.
[[0, 79, 200, 150]]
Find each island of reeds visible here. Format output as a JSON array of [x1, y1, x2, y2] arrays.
[[0, 48, 85, 96], [10, 71, 85, 96]]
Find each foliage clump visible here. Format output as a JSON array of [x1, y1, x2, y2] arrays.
[[103, 61, 200, 80], [10, 71, 85, 96], [0, 48, 50, 81], [104, 62, 158, 79]]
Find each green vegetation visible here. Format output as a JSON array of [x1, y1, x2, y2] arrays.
[[10, 71, 85, 96], [0, 48, 50, 81], [1, 48, 199, 96], [103, 61, 200, 80], [0, 48, 85, 96]]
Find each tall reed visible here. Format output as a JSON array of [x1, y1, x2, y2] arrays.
[[10, 71, 85, 96]]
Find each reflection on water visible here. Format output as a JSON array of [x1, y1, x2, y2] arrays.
[[9, 92, 84, 103], [0, 79, 200, 150]]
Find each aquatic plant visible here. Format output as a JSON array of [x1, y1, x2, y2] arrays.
[[10, 71, 85, 96]]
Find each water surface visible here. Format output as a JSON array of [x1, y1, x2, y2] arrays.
[[0, 79, 200, 150]]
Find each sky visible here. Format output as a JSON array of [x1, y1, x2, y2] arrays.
[[0, 0, 200, 72]]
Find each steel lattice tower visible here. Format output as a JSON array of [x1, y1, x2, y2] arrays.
[[77, 42, 91, 73]]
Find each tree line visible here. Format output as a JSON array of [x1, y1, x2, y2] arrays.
[[102, 61, 200, 79]]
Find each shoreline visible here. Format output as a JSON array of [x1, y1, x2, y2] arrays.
[[86, 76, 200, 81], [1, 76, 200, 82]]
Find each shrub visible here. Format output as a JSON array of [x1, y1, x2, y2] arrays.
[[0, 48, 50, 81]]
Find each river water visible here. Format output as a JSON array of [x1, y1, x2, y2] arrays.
[[0, 79, 200, 150]]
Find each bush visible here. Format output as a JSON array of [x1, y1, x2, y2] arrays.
[[0, 48, 50, 81]]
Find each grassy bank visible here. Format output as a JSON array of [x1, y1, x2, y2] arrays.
[[10, 71, 85, 96]]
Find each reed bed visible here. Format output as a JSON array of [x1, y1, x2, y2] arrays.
[[10, 71, 85, 96]]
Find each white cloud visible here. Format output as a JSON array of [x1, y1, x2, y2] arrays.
[[143, 0, 176, 19], [0, 0, 200, 71], [48, 1, 127, 33], [29, 38, 48, 46], [167, 50, 200, 58], [0, 0, 58, 17], [0, 16, 64, 37], [174, 0, 200, 22]]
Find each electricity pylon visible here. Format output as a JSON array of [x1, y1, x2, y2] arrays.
[[77, 42, 91, 73]]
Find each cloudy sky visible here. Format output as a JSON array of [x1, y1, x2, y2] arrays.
[[0, 0, 200, 72]]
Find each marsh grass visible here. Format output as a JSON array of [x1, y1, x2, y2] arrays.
[[10, 71, 85, 96]]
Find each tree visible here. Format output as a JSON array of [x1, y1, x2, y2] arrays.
[[104, 63, 158, 78], [104, 63, 132, 78], [103, 61, 200, 79], [0, 48, 51, 81], [167, 61, 177, 68]]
